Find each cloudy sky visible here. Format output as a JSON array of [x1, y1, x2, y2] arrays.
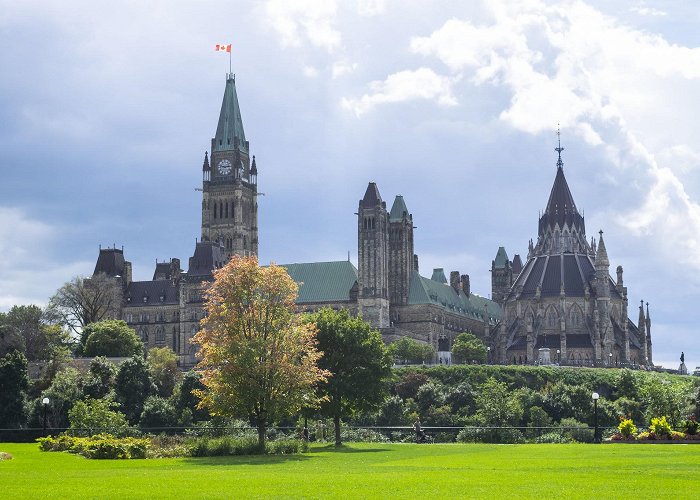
[[1, 0, 699, 370]]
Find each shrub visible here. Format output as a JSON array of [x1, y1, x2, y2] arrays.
[[683, 415, 698, 435], [558, 418, 594, 443], [535, 432, 571, 444], [649, 416, 672, 438], [618, 418, 637, 438], [68, 398, 130, 437], [456, 426, 524, 444], [186, 436, 308, 456], [37, 434, 148, 459], [340, 427, 390, 443]]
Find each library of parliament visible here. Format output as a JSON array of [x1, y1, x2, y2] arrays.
[[92, 73, 653, 368]]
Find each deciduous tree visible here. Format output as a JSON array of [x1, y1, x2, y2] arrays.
[[308, 307, 392, 445], [46, 273, 122, 335], [147, 347, 181, 398], [390, 337, 434, 364], [115, 356, 155, 425], [451, 332, 487, 364], [81, 320, 143, 357], [193, 256, 328, 448]]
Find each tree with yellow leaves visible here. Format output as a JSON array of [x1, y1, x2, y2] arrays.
[[192, 256, 328, 447]]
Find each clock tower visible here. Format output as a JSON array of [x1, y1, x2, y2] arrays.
[[201, 73, 258, 259]]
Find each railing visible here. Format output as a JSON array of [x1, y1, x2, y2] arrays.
[[0, 425, 615, 444]]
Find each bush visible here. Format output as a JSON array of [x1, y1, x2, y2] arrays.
[[683, 415, 698, 435], [456, 427, 524, 444], [37, 434, 148, 459], [535, 432, 571, 443], [68, 398, 130, 437], [618, 418, 637, 438], [649, 416, 672, 438], [558, 418, 594, 443], [340, 427, 390, 443], [187, 435, 307, 456]]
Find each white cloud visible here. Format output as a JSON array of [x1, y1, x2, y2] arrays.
[[341, 67, 458, 116], [331, 60, 358, 78], [630, 5, 667, 17], [402, 0, 700, 274], [303, 65, 320, 78], [356, 0, 386, 16], [264, 0, 341, 52]]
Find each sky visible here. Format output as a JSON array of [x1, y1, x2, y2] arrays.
[[1, 0, 698, 370]]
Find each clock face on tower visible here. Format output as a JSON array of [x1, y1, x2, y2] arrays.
[[217, 159, 232, 175]]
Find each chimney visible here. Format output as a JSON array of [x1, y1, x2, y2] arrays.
[[450, 271, 461, 293], [461, 274, 470, 297]]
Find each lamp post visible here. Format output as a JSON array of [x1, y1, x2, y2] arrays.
[[42, 397, 50, 435], [609, 352, 613, 367], [556, 349, 561, 365], [592, 392, 600, 443], [487, 346, 491, 364]]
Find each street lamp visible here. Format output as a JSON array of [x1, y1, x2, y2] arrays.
[[487, 346, 491, 364], [42, 397, 50, 435], [609, 352, 613, 367], [556, 349, 561, 365], [592, 392, 600, 443]]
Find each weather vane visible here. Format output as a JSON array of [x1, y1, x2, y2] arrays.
[[555, 124, 564, 168]]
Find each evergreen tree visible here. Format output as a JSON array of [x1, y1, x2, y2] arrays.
[[0, 350, 29, 428]]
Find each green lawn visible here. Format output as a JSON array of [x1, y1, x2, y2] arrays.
[[0, 442, 698, 498]]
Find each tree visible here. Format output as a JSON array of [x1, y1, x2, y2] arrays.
[[390, 337, 434, 364], [46, 273, 122, 335], [0, 306, 71, 366], [68, 397, 129, 436], [475, 378, 523, 426], [0, 350, 29, 428], [82, 356, 117, 400], [147, 347, 181, 398], [192, 256, 329, 448], [35, 367, 83, 429], [115, 356, 155, 425], [139, 396, 179, 429], [451, 332, 487, 364], [81, 320, 143, 357], [308, 307, 392, 445], [174, 371, 209, 422]]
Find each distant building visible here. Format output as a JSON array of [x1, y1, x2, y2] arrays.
[[91, 73, 651, 368], [490, 137, 652, 367], [93, 73, 499, 367]]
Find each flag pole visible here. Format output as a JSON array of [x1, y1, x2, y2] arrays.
[[229, 49, 232, 75]]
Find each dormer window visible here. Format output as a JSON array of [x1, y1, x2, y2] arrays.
[[143, 295, 148, 303]]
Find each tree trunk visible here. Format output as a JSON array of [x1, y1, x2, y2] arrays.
[[257, 422, 266, 450], [334, 414, 341, 446]]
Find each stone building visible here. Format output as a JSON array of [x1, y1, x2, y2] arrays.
[[490, 141, 652, 367], [90, 72, 651, 368]]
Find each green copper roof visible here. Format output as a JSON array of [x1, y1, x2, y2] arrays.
[[431, 268, 447, 283], [389, 195, 409, 221], [213, 75, 247, 153], [281, 261, 358, 304], [493, 247, 509, 268], [408, 271, 502, 322]]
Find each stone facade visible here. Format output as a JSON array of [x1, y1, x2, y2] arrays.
[[490, 144, 652, 367], [90, 73, 652, 368]]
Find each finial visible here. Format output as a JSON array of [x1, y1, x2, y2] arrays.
[[555, 125, 564, 169], [599, 229, 603, 237]]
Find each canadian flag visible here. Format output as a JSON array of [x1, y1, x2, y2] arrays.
[[215, 44, 232, 53]]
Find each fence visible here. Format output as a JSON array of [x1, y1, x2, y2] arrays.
[[0, 425, 616, 444]]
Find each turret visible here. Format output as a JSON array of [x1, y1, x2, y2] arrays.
[[646, 302, 652, 365], [388, 195, 414, 306], [357, 182, 390, 328]]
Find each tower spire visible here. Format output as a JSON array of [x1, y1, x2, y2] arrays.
[[555, 125, 564, 169]]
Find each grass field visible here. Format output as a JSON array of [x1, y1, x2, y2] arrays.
[[0, 442, 698, 498]]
